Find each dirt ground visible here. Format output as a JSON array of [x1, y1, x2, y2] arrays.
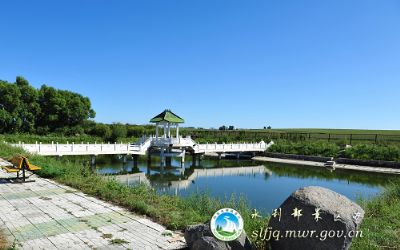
[[0, 229, 9, 249]]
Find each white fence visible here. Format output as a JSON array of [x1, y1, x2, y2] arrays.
[[150, 135, 196, 147], [10, 139, 274, 156], [194, 141, 274, 153], [11, 142, 147, 156]]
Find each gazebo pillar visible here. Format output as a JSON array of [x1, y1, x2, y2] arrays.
[[156, 123, 159, 140], [168, 122, 171, 138], [163, 123, 167, 138], [176, 124, 179, 142]]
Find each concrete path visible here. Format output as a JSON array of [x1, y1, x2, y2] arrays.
[[0, 169, 186, 250], [0, 158, 12, 167], [253, 156, 400, 174]]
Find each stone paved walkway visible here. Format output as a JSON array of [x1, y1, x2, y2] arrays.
[[0, 168, 186, 250]]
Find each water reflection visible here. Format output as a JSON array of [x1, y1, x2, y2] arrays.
[[96, 155, 393, 212], [99, 155, 264, 192]]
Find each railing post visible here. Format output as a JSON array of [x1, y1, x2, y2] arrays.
[[87, 142, 89, 152], [114, 142, 116, 151], [36, 141, 38, 151], [39, 142, 42, 152], [72, 142, 74, 152], [56, 142, 58, 152]]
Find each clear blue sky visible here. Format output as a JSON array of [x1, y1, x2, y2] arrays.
[[1, 0, 399, 129]]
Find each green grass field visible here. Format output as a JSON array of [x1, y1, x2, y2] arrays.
[[184, 128, 400, 144], [257, 128, 400, 135]]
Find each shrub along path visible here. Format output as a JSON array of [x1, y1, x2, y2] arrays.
[[0, 167, 186, 250]]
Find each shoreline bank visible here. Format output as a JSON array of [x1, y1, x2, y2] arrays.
[[252, 156, 400, 175]]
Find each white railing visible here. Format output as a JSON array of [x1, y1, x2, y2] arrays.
[[12, 141, 133, 156], [193, 141, 274, 153], [9, 139, 274, 156], [150, 135, 195, 147]]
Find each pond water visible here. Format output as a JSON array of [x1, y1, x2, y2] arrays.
[[96, 155, 391, 213]]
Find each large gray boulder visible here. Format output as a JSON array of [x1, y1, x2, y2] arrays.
[[267, 186, 364, 250], [184, 222, 253, 250]]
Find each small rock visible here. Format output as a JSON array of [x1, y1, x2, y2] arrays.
[[267, 186, 364, 250], [184, 222, 253, 250]]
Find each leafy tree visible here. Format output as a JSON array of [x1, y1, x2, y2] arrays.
[[16, 76, 29, 86], [110, 123, 127, 142], [15, 76, 40, 132], [82, 120, 97, 135], [93, 123, 112, 139], [0, 80, 22, 132], [37, 85, 67, 130], [37, 84, 95, 132], [127, 125, 145, 137], [0, 109, 13, 133], [0, 76, 96, 134]]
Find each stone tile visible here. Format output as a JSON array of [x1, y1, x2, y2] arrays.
[[0, 168, 187, 249]]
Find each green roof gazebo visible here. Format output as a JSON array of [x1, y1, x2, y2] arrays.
[[150, 109, 184, 142]]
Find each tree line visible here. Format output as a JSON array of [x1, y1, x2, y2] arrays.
[[0, 76, 161, 141], [0, 76, 269, 142], [0, 76, 95, 134]]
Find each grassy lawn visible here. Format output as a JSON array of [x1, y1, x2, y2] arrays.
[[352, 180, 400, 249], [255, 128, 400, 135], [183, 128, 400, 145]]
